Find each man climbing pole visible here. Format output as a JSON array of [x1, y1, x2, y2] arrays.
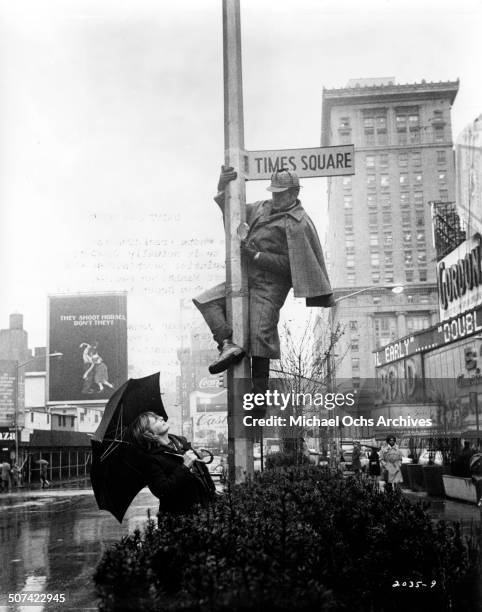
[[193, 166, 334, 408]]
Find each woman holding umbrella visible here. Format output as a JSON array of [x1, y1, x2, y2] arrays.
[[36, 459, 49, 489], [128, 411, 215, 517]]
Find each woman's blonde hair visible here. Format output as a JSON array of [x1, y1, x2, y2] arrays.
[[129, 411, 165, 450]]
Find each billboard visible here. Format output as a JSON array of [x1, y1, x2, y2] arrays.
[[456, 115, 482, 236], [0, 360, 17, 428], [48, 293, 127, 403]]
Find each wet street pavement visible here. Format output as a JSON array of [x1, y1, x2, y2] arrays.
[[0, 480, 480, 611], [0, 481, 160, 611]]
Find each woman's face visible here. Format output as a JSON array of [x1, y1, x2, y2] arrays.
[[148, 415, 169, 436], [388, 438, 396, 446]]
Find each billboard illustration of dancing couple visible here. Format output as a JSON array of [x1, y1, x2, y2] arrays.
[[48, 293, 128, 403]]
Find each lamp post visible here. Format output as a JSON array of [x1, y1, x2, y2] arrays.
[[14, 352, 63, 464]]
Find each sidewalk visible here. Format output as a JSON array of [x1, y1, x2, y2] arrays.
[[0, 477, 93, 507]]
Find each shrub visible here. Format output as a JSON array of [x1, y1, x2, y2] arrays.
[[94, 468, 480, 611]]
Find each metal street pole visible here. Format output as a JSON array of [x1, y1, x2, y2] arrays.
[[14, 361, 19, 464], [222, 0, 253, 481]]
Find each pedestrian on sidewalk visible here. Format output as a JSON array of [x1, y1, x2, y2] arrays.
[[39, 461, 50, 489], [368, 447, 381, 484], [352, 441, 362, 476], [10, 462, 21, 488], [1, 461, 12, 492], [380, 436, 403, 493]]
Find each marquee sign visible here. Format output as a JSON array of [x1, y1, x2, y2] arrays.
[[375, 304, 482, 367], [437, 236, 482, 320]]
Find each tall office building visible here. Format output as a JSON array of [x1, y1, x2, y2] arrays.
[[322, 78, 459, 381]]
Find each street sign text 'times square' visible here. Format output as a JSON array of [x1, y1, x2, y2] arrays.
[[244, 145, 355, 180]]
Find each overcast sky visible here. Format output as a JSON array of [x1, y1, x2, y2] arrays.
[[0, 0, 481, 382]]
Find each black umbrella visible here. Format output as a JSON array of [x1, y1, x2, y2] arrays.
[[90, 372, 168, 523]]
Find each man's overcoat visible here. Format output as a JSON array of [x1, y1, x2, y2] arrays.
[[195, 195, 334, 358]]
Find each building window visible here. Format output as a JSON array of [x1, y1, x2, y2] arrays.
[[406, 270, 414, 282], [374, 316, 397, 346], [379, 154, 388, 168], [420, 294, 430, 304], [349, 320, 358, 332], [414, 192, 424, 208], [366, 155, 375, 168], [80, 413, 85, 422], [407, 294, 414, 304], [406, 315, 430, 333], [380, 194, 391, 209], [339, 116, 351, 129], [434, 126, 444, 142], [343, 176, 352, 189], [396, 107, 420, 144], [346, 254, 355, 268], [419, 269, 427, 281], [345, 213, 353, 228], [439, 189, 449, 202], [371, 252, 380, 267], [438, 171, 447, 184], [399, 173, 409, 187], [398, 153, 408, 167], [383, 231, 393, 246], [417, 250, 427, 265], [416, 230, 426, 244], [367, 174, 376, 188], [351, 339, 359, 351], [415, 213, 425, 227], [70, 416, 75, 427], [363, 109, 388, 146], [400, 193, 410, 208], [380, 174, 389, 189], [351, 357, 360, 371], [372, 270, 381, 283], [367, 195, 377, 209], [373, 296, 381, 305], [437, 150, 446, 164], [411, 151, 421, 166], [413, 172, 423, 186], [382, 212, 391, 225], [368, 212, 377, 226], [364, 116, 374, 145], [369, 232, 379, 246], [404, 251, 413, 267], [401, 211, 411, 226], [384, 251, 393, 266], [403, 230, 412, 243], [385, 270, 394, 283], [344, 195, 353, 209], [347, 271, 355, 285]]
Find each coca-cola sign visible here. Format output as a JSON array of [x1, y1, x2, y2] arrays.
[[198, 376, 222, 390]]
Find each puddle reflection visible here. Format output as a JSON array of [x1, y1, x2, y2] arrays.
[[0, 489, 159, 609]]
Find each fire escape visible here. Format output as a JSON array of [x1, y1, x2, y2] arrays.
[[431, 201, 466, 261]]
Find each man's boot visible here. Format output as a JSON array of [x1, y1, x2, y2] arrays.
[[208, 338, 245, 374]]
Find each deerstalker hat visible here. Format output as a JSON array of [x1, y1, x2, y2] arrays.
[[266, 169, 302, 192]]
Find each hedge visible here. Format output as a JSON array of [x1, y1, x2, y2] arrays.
[[94, 467, 480, 611]]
